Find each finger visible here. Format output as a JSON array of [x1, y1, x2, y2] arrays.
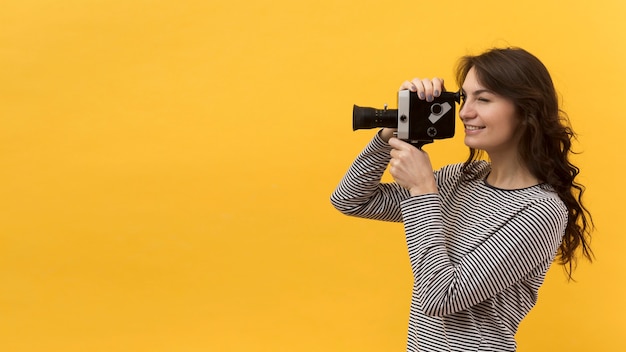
[[390, 148, 398, 159], [421, 78, 435, 102], [388, 137, 403, 149], [432, 77, 445, 97], [388, 137, 412, 150], [410, 78, 426, 99], [389, 164, 399, 180], [399, 80, 417, 92]]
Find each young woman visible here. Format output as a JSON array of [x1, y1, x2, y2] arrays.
[[330, 47, 593, 352]]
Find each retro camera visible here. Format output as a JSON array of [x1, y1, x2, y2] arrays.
[[353, 90, 461, 148]]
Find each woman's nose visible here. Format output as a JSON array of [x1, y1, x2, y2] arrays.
[[459, 102, 475, 120]]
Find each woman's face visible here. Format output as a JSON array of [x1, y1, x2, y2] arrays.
[[459, 67, 522, 156]]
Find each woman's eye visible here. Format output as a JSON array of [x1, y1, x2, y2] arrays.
[[477, 97, 490, 102]]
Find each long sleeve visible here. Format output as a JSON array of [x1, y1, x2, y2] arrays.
[[330, 132, 409, 222], [401, 191, 566, 317], [332, 150, 568, 351]]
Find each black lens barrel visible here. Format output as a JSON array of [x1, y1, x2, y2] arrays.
[[352, 105, 398, 130]]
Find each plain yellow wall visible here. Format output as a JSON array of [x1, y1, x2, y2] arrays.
[[1, 1, 624, 351]]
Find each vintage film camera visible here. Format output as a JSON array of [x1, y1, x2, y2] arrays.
[[353, 90, 461, 148]]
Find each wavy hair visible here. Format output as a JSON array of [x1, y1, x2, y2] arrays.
[[455, 47, 593, 279]]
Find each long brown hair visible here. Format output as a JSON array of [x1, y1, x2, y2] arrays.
[[455, 47, 593, 278]]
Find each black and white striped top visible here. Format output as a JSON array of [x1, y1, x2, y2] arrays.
[[330, 134, 567, 352]]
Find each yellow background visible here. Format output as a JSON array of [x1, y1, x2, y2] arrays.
[[1, 1, 624, 351]]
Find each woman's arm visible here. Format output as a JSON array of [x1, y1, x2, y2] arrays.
[[402, 193, 566, 316], [331, 77, 446, 220], [330, 131, 409, 222]]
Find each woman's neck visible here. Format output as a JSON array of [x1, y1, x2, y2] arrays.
[[486, 154, 540, 190]]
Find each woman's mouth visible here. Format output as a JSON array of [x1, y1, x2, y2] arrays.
[[464, 125, 485, 131]]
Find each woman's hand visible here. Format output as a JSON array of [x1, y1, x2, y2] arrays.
[[399, 77, 445, 102], [380, 77, 445, 143], [388, 137, 438, 196], [386, 77, 443, 195]]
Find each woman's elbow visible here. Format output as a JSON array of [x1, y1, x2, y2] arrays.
[[330, 192, 356, 215]]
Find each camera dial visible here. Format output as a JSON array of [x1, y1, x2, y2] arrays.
[[428, 102, 452, 124]]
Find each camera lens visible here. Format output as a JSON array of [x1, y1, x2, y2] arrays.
[[431, 103, 442, 116], [353, 105, 398, 130]]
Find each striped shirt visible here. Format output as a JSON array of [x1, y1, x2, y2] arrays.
[[330, 134, 566, 352]]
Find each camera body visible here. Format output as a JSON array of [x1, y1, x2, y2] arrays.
[[353, 90, 460, 148]]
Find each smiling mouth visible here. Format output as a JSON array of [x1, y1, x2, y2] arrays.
[[465, 125, 485, 131]]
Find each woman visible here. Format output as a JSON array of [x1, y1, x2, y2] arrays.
[[330, 47, 593, 352]]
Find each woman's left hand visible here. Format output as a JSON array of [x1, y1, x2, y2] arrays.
[[388, 137, 438, 196]]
